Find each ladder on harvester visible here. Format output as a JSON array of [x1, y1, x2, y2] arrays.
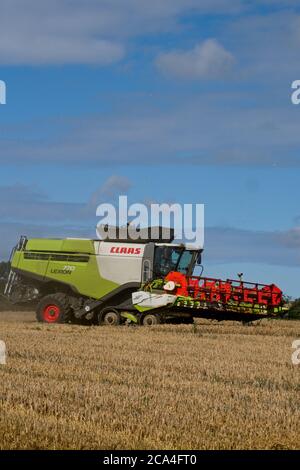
[[3, 236, 27, 300]]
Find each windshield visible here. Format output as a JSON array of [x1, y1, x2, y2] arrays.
[[154, 246, 194, 277]]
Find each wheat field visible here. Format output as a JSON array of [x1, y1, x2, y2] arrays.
[[0, 310, 299, 450]]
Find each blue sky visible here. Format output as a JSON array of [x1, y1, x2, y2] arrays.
[[0, 0, 300, 296]]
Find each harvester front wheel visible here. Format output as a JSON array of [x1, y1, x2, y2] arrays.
[[142, 313, 161, 326], [98, 308, 121, 326], [36, 293, 71, 324]]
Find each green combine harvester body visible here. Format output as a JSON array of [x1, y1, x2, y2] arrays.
[[4, 232, 286, 326], [10, 238, 118, 300]]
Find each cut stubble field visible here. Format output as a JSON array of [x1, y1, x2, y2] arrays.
[[0, 311, 299, 450]]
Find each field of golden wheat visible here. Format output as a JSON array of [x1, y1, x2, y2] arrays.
[[0, 310, 299, 450]]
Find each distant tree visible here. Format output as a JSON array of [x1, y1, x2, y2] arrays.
[[288, 298, 300, 319], [0, 261, 10, 280]]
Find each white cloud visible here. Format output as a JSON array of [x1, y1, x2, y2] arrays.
[[156, 39, 235, 79], [206, 226, 300, 267], [0, 2, 296, 69], [0, 0, 242, 65], [2, 91, 300, 167], [0, 38, 124, 66], [0, 0, 125, 65], [0, 176, 132, 224]]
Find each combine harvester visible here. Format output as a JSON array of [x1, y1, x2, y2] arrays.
[[3, 228, 286, 325]]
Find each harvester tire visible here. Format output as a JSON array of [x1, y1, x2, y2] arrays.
[[36, 293, 72, 324], [142, 313, 161, 326], [98, 308, 121, 326]]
